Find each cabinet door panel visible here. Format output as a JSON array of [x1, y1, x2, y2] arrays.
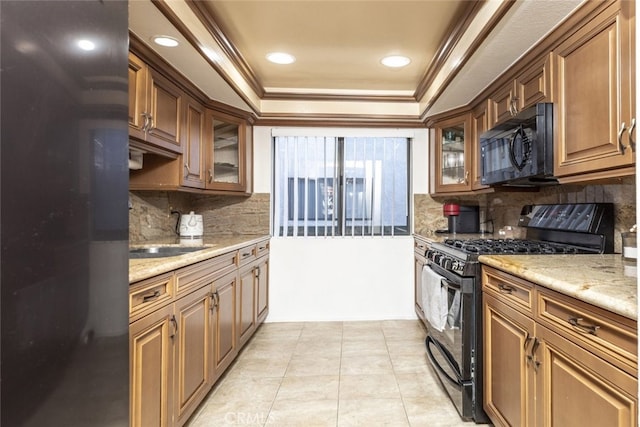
[[256, 256, 269, 323], [554, 1, 634, 177], [213, 272, 237, 375], [182, 97, 206, 189], [147, 70, 182, 152], [238, 264, 256, 347], [484, 293, 535, 427], [128, 52, 148, 138], [537, 325, 637, 427], [517, 53, 552, 109], [130, 304, 174, 427], [432, 113, 472, 193], [174, 286, 212, 425], [489, 83, 516, 127]]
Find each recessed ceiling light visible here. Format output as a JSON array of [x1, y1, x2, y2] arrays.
[[381, 55, 411, 68], [152, 36, 179, 48], [266, 52, 296, 65]]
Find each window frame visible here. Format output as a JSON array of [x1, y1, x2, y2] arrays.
[[272, 134, 411, 238]]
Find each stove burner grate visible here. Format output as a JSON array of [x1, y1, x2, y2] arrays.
[[443, 238, 587, 255]]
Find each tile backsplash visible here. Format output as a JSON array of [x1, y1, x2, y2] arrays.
[[415, 176, 636, 253], [130, 177, 636, 253], [129, 191, 270, 243]]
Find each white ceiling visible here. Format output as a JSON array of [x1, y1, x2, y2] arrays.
[[128, 0, 583, 122]]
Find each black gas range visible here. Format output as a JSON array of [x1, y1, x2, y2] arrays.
[[420, 203, 614, 424], [426, 202, 614, 277]]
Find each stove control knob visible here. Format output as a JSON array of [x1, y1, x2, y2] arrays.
[[433, 253, 442, 264], [442, 257, 453, 270], [426, 249, 434, 260]]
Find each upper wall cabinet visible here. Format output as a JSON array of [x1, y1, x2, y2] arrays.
[[128, 52, 183, 154], [431, 113, 473, 194], [205, 111, 247, 192], [128, 47, 253, 195], [471, 101, 491, 191], [553, 0, 635, 182], [488, 53, 553, 128]]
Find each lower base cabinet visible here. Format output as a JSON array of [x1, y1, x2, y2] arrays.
[[130, 304, 174, 427], [482, 266, 637, 427], [129, 239, 269, 427], [174, 285, 213, 426], [212, 270, 238, 376]]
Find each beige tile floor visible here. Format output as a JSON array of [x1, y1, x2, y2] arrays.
[[187, 320, 486, 427]]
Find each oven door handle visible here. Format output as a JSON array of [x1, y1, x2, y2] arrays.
[[425, 336, 464, 387]]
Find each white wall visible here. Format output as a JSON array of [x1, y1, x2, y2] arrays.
[[254, 126, 429, 322]]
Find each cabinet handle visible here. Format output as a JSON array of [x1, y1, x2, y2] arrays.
[[241, 252, 252, 258], [628, 118, 636, 153], [170, 315, 178, 340], [147, 114, 154, 131], [509, 96, 519, 116], [528, 338, 540, 373], [142, 289, 160, 302], [464, 170, 469, 185], [567, 316, 600, 335], [141, 113, 150, 133], [523, 332, 532, 351], [497, 283, 513, 294], [618, 122, 629, 154], [258, 246, 266, 251], [208, 169, 213, 183], [209, 292, 216, 312], [256, 266, 261, 277], [184, 163, 191, 175], [213, 290, 220, 308]]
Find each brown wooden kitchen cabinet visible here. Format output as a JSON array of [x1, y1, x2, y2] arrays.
[[488, 53, 553, 128], [211, 270, 238, 376], [130, 303, 175, 427], [431, 112, 473, 194], [237, 262, 257, 348], [129, 239, 270, 426], [471, 101, 491, 191], [205, 110, 248, 192], [181, 95, 207, 189], [553, 0, 636, 182], [128, 52, 183, 154], [173, 284, 213, 427], [482, 266, 638, 427], [255, 251, 270, 324]]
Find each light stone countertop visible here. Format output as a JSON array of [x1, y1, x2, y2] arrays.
[[478, 254, 638, 320], [129, 235, 269, 284]]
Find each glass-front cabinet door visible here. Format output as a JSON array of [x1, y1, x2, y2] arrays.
[[205, 110, 247, 192], [432, 113, 472, 194]]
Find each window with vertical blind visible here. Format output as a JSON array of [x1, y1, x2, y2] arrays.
[[273, 134, 410, 237]]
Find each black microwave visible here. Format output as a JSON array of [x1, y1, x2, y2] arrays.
[[480, 102, 556, 186]]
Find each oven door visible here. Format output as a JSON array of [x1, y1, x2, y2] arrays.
[[422, 262, 477, 421]]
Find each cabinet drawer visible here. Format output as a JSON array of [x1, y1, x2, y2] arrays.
[[482, 266, 534, 316], [536, 287, 637, 376], [175, 252, 238, 297], [414, 238, 429, 256], [255, 240, 270, 258], [129, 272, 174, 322], [238, 244, 256, 266]]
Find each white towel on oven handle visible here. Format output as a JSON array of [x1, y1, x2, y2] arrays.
[[421, 266, 448, 332]]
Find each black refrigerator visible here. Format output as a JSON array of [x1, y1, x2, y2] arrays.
[[1, 1, 129, 425]]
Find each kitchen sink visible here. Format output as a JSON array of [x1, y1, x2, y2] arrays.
[[129, 246, 210, 259]]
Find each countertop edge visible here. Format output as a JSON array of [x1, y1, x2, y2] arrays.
[[129, 235, 270, 284], [478, 254, 638, 321]]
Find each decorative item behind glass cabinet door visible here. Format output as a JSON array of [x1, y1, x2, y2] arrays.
[[441, 125, 465, 185], [213, 118, 239, 184]]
